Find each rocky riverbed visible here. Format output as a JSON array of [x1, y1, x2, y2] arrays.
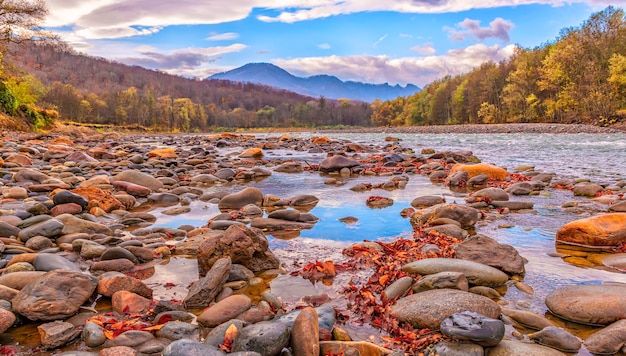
[[0, 127, 625, 356]]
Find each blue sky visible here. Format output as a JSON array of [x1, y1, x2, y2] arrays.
[[45, 1, 618, 87]]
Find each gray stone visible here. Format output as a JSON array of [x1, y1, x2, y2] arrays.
[[454, 235, 526, 275], [163, 339, 226, 356], [529, 326, 581, 352], [487, 340, 566, 355], [18, 218, 64, 242], [183, 257, 231, 308], [412, 271, 469, 293], [83, 321, 107, 347], [411, 195, 445, 208], [232, 321, 290, 356], [319, 155, 360, 173], [33, 254, 81, 272], [402, 258, 509, 287], [38, 320, 81, 349], [441, 311, 505, 347], [276, 305, 336, 331], [218, 187, 263, 210], [584, 319, 626, 355], [431, 341, 484, 356], [156, 321, 199, 340], [204, 319, 247, 348], [382, 276, 413, 300]]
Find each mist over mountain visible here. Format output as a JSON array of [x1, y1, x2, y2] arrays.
[[209, 63, 420, 102]]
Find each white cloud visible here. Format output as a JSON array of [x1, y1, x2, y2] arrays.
[[318, 43, 331, 49], [373, 34, 388, 47], [446, 17, 514, 42], [206, 32, 240, 41], [411, 42, 436, 55], [273, 43, 516, 86], [118, 44, 248, 70]]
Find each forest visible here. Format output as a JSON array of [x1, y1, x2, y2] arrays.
[[371, 7, 626, 127], [0, 6, 625, 130]]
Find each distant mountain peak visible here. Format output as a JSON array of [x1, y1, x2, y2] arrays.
[[209, 62, 420, 102]]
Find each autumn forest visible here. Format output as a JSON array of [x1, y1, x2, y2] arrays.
[[1, 6, 626, 131]]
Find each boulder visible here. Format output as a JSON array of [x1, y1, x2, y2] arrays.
[[390, 289, 500, 330], [545, 284, 626, 325], [12, 270, 97, 320], [410, 195, 445, 208], [402, 258, 509, 287], [529, 326, 581, 353], [183, 257, 231, 308], [112, 170, 164, 191], [218, 187, 263, 211], [467, 187, 509, 202], [319, 155, 360, 173], [449, 163, 507, 180], [584, 319, 626, 355], [197, 294, 251, 327], [410, 204, 480, 229], [232, 321, 290, 355], [197, 225, 279, 275], [556, 213, 626, 247], [38, 321, 81, 349], [239, 147, 264, 158], [440, 311, 505, 347], [454, 234, 526, 275], [291, 307, 320, 356], [56, 214, 112, 235]]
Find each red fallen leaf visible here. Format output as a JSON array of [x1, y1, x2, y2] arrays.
[[219, 324, 238, 352], [378, 274, 389, 285], [0, 346, 17, 356], [163, 282, 176, 289], [156, 314, 173, 325]]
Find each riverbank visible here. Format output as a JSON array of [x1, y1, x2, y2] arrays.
[[321, 123, 626, 134]]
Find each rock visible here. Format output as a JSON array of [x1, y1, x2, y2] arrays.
[[99, 346, 139, 356], [274, 162, 303, 173], [410, 204, 480, 229], [112, 291, 152, 315], [487, 339, 566, 355], [197, 295, 251, 327], [431, 341, 484, 356], [506, 182, 534, 195], [204, 319, 247, 348], [112, 170, 164, 191], [545, 284, 626, 325], [83, 321, 107, 347], [162, 339, 225, 356], [289, 194, 320, 207], [71, 187, 124, 212], [148, 148, 177, 158], [38, 320, 81, 349], [454, 235, 526, 275], [18, 218, 64, 242], [12, 270, 97, 321], [424, 224, 469, 240], [449, 163, 507, 180], [33, 253, 81, 272], [267, 209, 301, 221], [183, 257, 231, 308], [410, 195, 445, 208], [250, 218, 314, 231], [275, 305, 336, 331], [0, 221, 20, 238], [51, 203, 83, 216], [197, 225, 279, 275], [232, 321, 290, 356], [382, 276, 413, 300], [319, 341, 392, 356], [239, 147, 264, 158], [446, 170, 469, 187], [90, 259, 135, 272], [0, 307, 16, 333], [467, 188, 509, 202], [0, 271, 46, 290], [390, 289, 501, 330], [319, 155, 360, 173], [573, 183, 604, 197], [97, 275, 153, 298], [218, 187, 263, 210], [111, 181, 152, 197], [501, 308, 555, 330], [467, 174, 489, 187], [13, 168, 50, 183], [56, 214, 112, 235], [53, 190, 89, 209], [101, 247, 139, 264], [6, 153, 32, 166], [556, 213, 626, 247], [291, 307, 320, 356], [490, 201, 534, 210], [440, 311, 505, 347], [609, 201, 626, 212], [412, 271, 469, 293], [108, 330, 155, 347], [191, 174, 219, 185], [402, 258, 509, 287], [5, 261, 35, 273], [65, 151, 97, 163], [4, 186, 29, 199], [584, 319, 626, 355], [529, 326, 581, 352], [156, 321, 199, 340]]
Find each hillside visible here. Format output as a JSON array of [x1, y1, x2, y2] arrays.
[[209, 63, 420, 102], [2, 43, 373, 130]]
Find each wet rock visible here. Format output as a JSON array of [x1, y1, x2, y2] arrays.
[[218, 187, 263, 210], [204, 319, 247, 348], [487, 339, 566, 355], [0, 270, 46, 290], [584, 319, 626, 355], [267, 209, 301, 221], [0, 307, 16, 333], [148, 147, 177, 158], [51, 203, 83, 216], [38, 320, 81, 349], [573, 183, 604, 197], [291, 307, 320, 356], [319, 155, 360, 173], [500, 308, 555, 330], [276, 305, 336, 331], [162, 339, 225, 356], [402, 258, 509, 287], [56, 214, 112, 235], [232, 321, 290, 355], [251, 218, 314, 231], [156, 321, 199, 340], [183, 257, 231, 309], [101, 247, 139, 264], [99, 346, 138, 356], [112, 291, 152, 315], [5, 261, 35, 273], [449, 163, 507, 180], [412, 271, 469, 293], [18, 218, 64, 242], [545, 284, 626, 325], [289, 194, 320, 207], [33, 253, 81, 272], [529, 326, 581, 352], [112, 170, 164, 191], [0, 221, 20, 238], [90, 258, 135, 272], [111, 181, 152, 197], [72, 187, 124, 212], [382, 276, 413, 300], [83, 321, 107, 347], [506, 182, 534, 195], [4, 186, 29, 199], [490, 201, 534, 210], [410, 195, 445, 208], [239, 147, 264, 158], [556, 213, 626, 247], [12, 270, 97, 320], [197, 295, 252, 327], [274, 162, 304, 173], [467, 188, 509, 202], [319, 341, 392, 356], [97, 275, 153, 298], [424, 224, 469, 240], [197, 225, 279, 275], [467, 174, 489, 187], [53, 190, 89, 209], [445, 170, 468, 187], [13, 168, 50, 183], [454, 235, 526, 275], [390, 289, 501, 330], [609, 201, 626, 212], [108, 330, 155, 347], [440, 311, 505, 347]]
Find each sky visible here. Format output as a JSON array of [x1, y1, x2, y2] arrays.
[[44, 0, 621, 87]]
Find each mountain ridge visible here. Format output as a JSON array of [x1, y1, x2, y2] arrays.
[[209, 63, 420, 102]]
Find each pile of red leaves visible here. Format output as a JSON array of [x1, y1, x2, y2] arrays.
[[86, 311, 165, 339], [291, 260, 337, 281], [487, 173, 531, 189], [336, 229, 463, 354]]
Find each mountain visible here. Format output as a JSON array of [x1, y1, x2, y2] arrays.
[[209, 63, 420, 102]]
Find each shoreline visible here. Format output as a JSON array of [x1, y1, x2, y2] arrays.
[[317, 123, 626, 134]]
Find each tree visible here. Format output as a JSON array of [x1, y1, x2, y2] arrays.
[[0, 0, 56, 50]]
